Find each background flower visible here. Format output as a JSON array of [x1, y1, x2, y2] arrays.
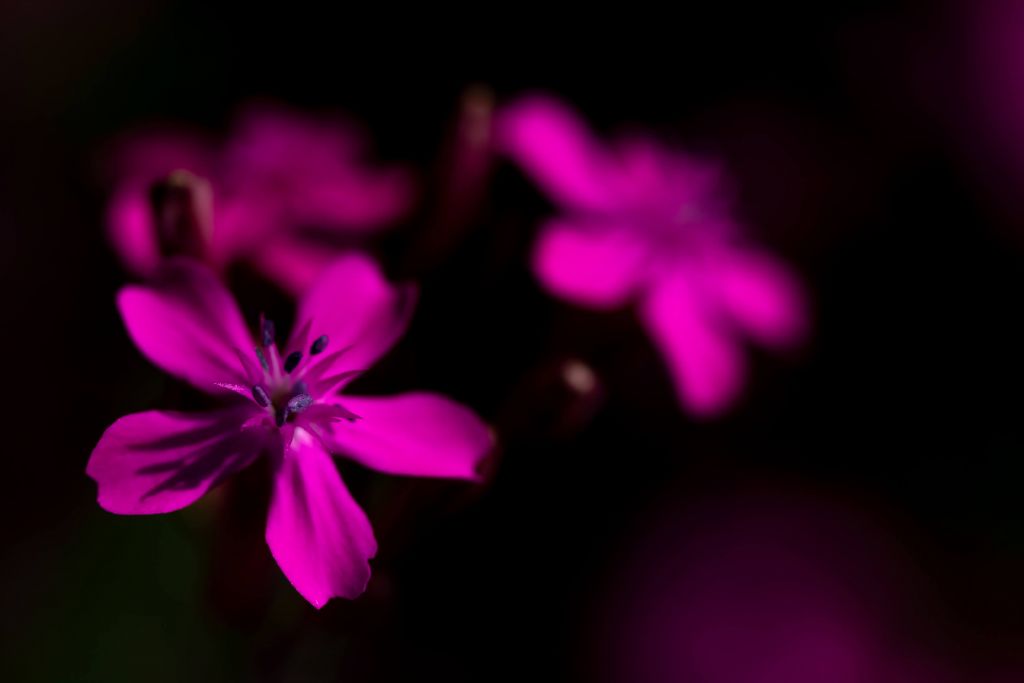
[[497, 96, 808, 416], [4, 2, 1024, 681], [106, 103, 416, 294]]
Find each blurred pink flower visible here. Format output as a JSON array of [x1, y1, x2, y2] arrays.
[[87, 255, 492, 607], [497, 96, 807, 416], [592, 489, 952, 683], [106, 104, 415, 294]]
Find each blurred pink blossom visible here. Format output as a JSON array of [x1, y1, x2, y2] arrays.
[[497, 96, 807, 416], [592, 489, 953, 683], [87, 255, 492, 607], [106, 104, 415, 294]]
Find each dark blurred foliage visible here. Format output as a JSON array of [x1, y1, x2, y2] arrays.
[[3, 1, 1024, 681]]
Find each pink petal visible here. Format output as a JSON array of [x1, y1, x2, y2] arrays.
[[709, 247, 808, 348], [640, 270, 746, 417], [265, 428, 377, 607], [496, 95, 619, 212], [613, 136, 723, 212], [318, 392, 493, 480], [117, 259, 256, 392], [226, 104, 363, 171], [248, 233, 345, 296], [298, 165, 416, 231], [105, 131, 215, 277], [86, 408, 265, 515], [292, 254, 416, 382], [106, 190, 162, 278], [532, 219, 650, 309], [107, 129, 214, 182], [225, 103, 413, 231]]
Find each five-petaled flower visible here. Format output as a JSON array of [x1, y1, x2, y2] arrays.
[[107, 104, 415, 294], [87, 255, 493, 607], [497, 96, 808, 416]]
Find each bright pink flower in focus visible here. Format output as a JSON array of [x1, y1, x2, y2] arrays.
[[497, 96, 808, 416], [87, 255, 492, 607], [107, 104, 415, 294]]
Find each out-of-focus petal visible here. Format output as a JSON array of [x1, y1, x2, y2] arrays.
[[108, 129, 213, 179], [708, 248, 808, 349], [86, 408, 265, 515], [532, 219, 650, 309], [640, 270, 745, 416], [265, 428, 377, 608], [248, 233, 345, 297], [105, 131, 215, 277], [299, 165, 415, 231], [106, 190, 162, 278], [226, 104, 363, 170], [497, 95, 619, 212], [319, 392, 493, 481], [292, 254, 416, 383], [117, 259, 255, 392], [225, 103, 413, 231]]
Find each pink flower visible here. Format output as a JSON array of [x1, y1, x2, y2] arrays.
[[107, 104, 415, 294], [593, 490, 950, 683], [496, 96, 808, 416], [86, 255, 493, 607]]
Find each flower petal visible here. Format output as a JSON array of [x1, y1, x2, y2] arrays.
[[248, 232, 346, 296], [265, 428, 377, 608], [640, 270, 745, 417], [225, 104, 413, 231], [299, 165, 415, 231], [709, 248, 808, 348], [319, 392, 493, 481], [105, 131, 214, 278], [531, 219, 649, 309], [292, 254, 416, 384], [106, 190, 162, 279], [86, 408, 265, 515], [497, 95, 619, 212], [117, 259, 256, 392]]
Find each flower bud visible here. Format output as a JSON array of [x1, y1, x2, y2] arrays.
[[149, 169, 214, 261]]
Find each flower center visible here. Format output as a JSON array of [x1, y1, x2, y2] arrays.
[[247, 315, 330, 427]]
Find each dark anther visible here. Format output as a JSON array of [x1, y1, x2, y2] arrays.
[[255, 347, 269, 372], [292, 380, 308, 396], [310, 335, 329, 355], [252, 385, 271, 407], [284, 351, 303, 373], [261, 318, 276, 347], [286, 393, 313, 415]]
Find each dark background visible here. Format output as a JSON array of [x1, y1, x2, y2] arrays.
[[3, 1, 1024, 680]]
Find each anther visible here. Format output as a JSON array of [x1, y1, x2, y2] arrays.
[[292, 380, 308, 396], [286, 393, 313, 415], [254, 347, 269, 372], [261, 318, 276, 347], [284, 351, 303, 373], [252, 385, 271, 407], [310, 335, 329, 355]]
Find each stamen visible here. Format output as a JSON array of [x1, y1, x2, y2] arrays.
[[286, 393, 313, 414], [310, 335, 329, 355], [292, 380, 308, 396], [261, 317, 276, 347], [277, 392, 313, 427], [252, 385, 271, 407], [254, 347, 269, 372], [284, 351, 303, 373]]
